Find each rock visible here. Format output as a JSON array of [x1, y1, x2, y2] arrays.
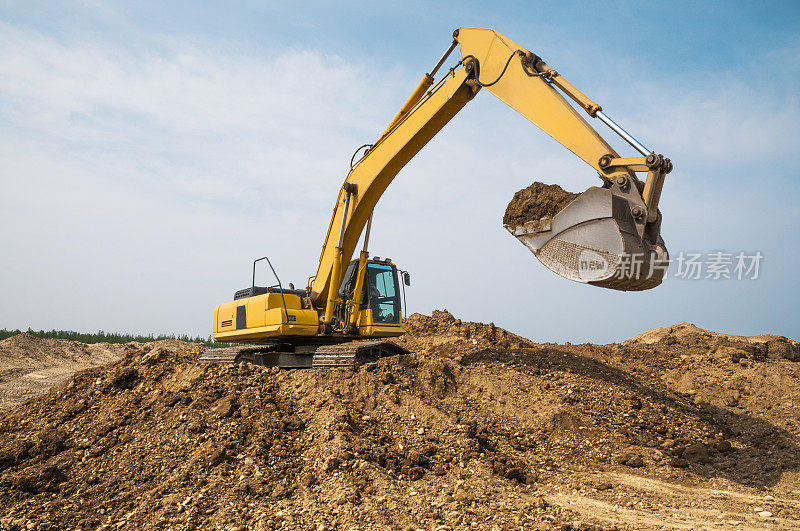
[[211, 396, 237, 418], [714, 440, 733, 453], [12, 465, 67, 493], [618, 452, 645, 468], [723, 394, 739, 407], [324, 458, 340, 473], [453, 490, 472, 503], [208, 446, 227, 466], [107, 368, 138, 390], [282, 415, 305, 431], [669, 457, 689, 468], [408, 451, 429, 467], [408, 467, 425, 481], [724, 349, 746, 364], [142, 347, 166, 365], [625, 455, 645, 468], [188, 420, 206, 434], [683, 442, 709, 464], [757, 511, 773, 518], [437, 493, 455, 505], [300, 472, 317, 489]]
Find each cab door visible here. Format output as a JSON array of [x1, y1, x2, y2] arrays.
[[363, 262, 401, 325]]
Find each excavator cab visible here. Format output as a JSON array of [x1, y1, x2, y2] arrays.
[[338, 258, 404, 335]]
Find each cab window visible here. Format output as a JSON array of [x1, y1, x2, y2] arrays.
[[366, 263, 400, 323], [338, 261, 359, 300]]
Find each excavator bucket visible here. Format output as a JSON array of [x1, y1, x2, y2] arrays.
[[505, 184, 668, 291]]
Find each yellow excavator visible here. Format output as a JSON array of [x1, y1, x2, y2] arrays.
[[204, 27, 673, 367]]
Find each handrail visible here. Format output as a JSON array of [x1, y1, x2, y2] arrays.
[[397, 269, 409, 321], [252, 256, 289, 325]]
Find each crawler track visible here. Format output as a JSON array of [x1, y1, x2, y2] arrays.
[[199, 340, 409, 368]]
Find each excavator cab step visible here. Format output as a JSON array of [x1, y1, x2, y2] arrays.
[[505, 183, 668, 291]]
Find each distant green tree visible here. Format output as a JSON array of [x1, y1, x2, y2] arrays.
[[0, 328, 233, 347]]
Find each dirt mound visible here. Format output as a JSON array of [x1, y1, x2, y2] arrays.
[[0, 318, 799, 529], [0, 334, 127, 409], [625, 321, 709, 344], [625, 321, 800, 361], [396, 310, 535, 353], [503, 181, 579, 228]]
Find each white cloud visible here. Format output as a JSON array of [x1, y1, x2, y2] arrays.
[[0, 22, 406, 207]]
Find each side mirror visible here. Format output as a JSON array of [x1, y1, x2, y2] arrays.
[[403, 271, 411, 286]]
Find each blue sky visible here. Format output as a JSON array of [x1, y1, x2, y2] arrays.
[[1, 1, 798, 342]]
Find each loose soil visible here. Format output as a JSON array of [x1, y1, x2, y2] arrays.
[[503, 182, 579, 228], [0, 312, 799, 530], [0, 334, 125, 409]]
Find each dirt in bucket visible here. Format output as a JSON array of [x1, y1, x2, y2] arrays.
[[503, 181, 578, 228]]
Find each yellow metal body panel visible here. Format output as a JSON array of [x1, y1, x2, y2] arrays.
[[356, 309, 405, 338], [348, 251, 369, 327], [212, 293, 318, 342]]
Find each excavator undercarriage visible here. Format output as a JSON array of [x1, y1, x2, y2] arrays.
[[199, 340, 410, 368]]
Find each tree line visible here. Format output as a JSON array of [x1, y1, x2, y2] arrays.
[[0, 328, 232, 347]]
